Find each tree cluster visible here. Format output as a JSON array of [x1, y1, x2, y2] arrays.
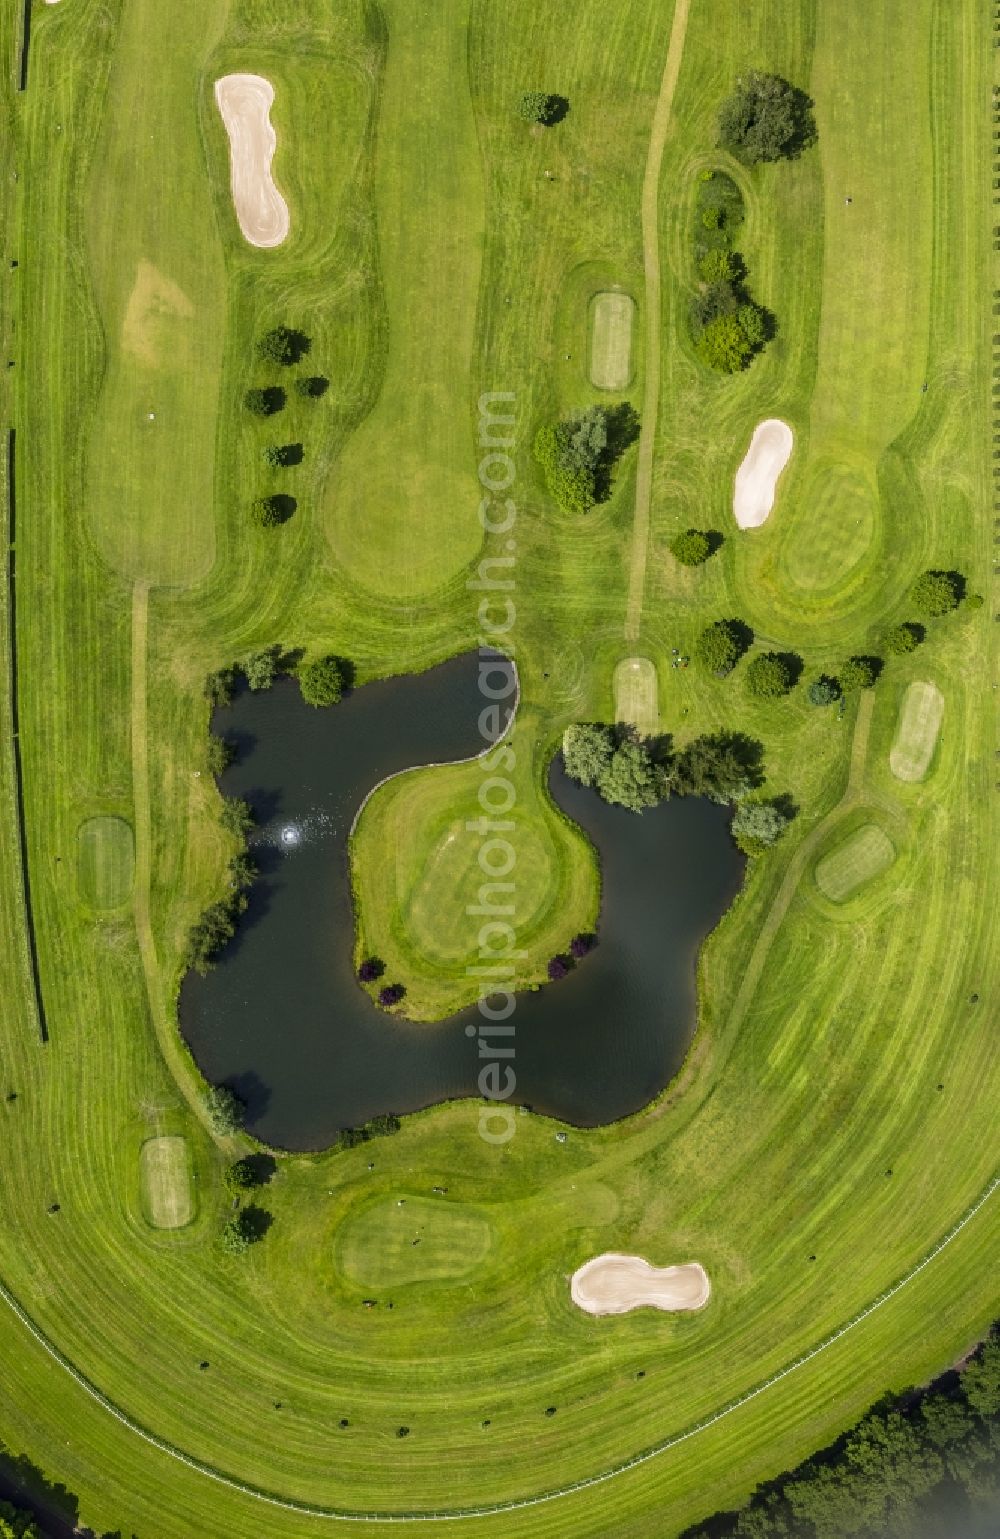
[[534, 403, 639, 514], [562, 723, 765, 813], [0, 1502, 43, 1539], [717, 70, 817, 164], [688, 170, 769, 374], [682, 1323, 1000, 1539], [338, 1114, 401, 1150], [184, 802, 257, 973]]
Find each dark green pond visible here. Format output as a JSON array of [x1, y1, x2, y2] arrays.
[[180, 655, 745, 1151]]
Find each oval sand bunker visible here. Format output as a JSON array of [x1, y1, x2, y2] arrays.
[[571, 1253, 710, 1316], [214, 74, 289, 248], [734, 418, 794, 528]]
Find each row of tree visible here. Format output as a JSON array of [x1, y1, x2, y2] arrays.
[[243, 326, 328, 529], [682, 1323, 1000, 1538], [689, 169, 770, 375], [534, 402, 640, 514], [206, 646, 349, 712]]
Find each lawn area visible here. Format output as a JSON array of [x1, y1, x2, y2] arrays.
[[0, 0, 995, 1534]]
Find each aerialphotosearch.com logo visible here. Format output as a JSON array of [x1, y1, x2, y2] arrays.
[[466, 391, 520, 1146]]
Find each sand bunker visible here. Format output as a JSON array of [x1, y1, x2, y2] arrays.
[[733, 419, 794, 528], [571, 1253, 710, 1316], [890, 680, 944, 782], [590, 292, 635, 391], [214, 74, 289, 248]]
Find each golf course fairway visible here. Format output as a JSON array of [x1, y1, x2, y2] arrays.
[[0, 0, 995, 1535]]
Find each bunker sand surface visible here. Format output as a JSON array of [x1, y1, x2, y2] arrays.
[[571, 1253, 710, 1316], [734, 419, 794, 528], [214, 74, 290, 248], [890, 680, 944, 782]]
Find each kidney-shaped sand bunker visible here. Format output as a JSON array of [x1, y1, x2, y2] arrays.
[[570, 1252, 710, 1316], [214, 74, 290, 248], [734, 418, 794, 529]]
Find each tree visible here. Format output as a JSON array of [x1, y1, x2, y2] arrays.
[[670, 529, 713, 566], [357, 957, 385, 983], [696, 312, 755, 373], [547, 955, 569, 980], [243, 647, 279, 690], [808, 674, 841, 706], [731, 799, 791, 855], [534, 424, 595, 512], [221, 1209, 256, 1255], [257, 326, 308, 366], [718, 71, 816, 164], [294, 374, 329, 398], [885, 621, 923, 655], [842, 1409, 943, 1524], [746, 652, 795, 698], [963, 1332, 1000, 1417], [698, 248, 738, 284], [206, 733, 234, 775], [0, 1504, 44, 1539], [696, 618, 745, 674], [737, 302, 767, 349], [203, 1085, 246, 1135], [223, 1156, 259, 1196], [570, 932, 595, 958], [263, 443, 302, 469], [298, 655, 345, 707], [839, 655, 879, 692], [244, 386, 284, 416], [599, 738, 670, 812], [518, 91, 553, 124], [534, 405, 637, 514], [220, 796, 254, 838], [250, 494, 292, 528], [670, 731, 763, 801], [911, 568, 963, 616], [378, 983, 406, 1008], [228, 852, 257, 893], [562, 723, 615, 787]]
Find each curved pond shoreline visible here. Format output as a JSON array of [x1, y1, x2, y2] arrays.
[[179, 655, 745, 1150]]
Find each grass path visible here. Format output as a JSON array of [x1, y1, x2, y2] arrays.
[[624, 0, 691, 642]]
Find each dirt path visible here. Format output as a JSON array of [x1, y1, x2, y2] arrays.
[[130, 584, 218, 1139], [624, 0, 692, 642]]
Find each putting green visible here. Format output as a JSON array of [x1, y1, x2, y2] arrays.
[[612, 656, 659, 737], [781, 458, 878, 593], [139, 1137, 194, 1231], [890, 681, 945, 782], [77, 817, 134, 910], [335, 1196, 494, 1289], [589, 291, 635, 390], [815, 824, 896, 902]]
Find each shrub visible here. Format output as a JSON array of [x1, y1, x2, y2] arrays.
[[223, 1156, 259, 1195], [696, 618, 745, 675], [965, 591, 984, 610], [206, 734, 234, 775], [244, 386, 285, 417], [204, 667, 235, 706], [243, 647, 279, 690], [718, 71, 816, 164], [746, 652, 795, 698], [378, 983, 406, 1008], [839, 655, 880, 691], [220, 796, 254, 838], [670, 529, 712, 566], [357, 957, 385, 983], [808, 674, 841, 706], [737, 302, 767, 349], [547, 955, 570, 981], [257, 326, 308, 366], [570, 933, 596, 959], [885, 621, 924, 655], [911, 568, 963, 616], [298, 655, 345, 707], [731, 799, 791, 855], [203, 1085, 246, 1135]]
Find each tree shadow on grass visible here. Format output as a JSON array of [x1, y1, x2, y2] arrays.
[[542, 94, 570, 125], [594, 402, 641, 503], [241, 1203, 274, 1242]]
